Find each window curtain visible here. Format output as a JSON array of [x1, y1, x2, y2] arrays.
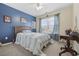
[[52, 14, 60, 41]]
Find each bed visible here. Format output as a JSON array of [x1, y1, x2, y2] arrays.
[[15, 26, 51, 55]]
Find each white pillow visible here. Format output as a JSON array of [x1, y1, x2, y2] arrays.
[[22, 30, 31, 33]]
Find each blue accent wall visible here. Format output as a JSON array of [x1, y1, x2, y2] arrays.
[[0, 3, 36, 43]]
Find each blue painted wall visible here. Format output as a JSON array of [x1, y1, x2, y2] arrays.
[[0, 3, 36, 43]]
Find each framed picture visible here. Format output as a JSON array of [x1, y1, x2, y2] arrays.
[[3, 16, 11, 23], [20, 17, 27, 23]]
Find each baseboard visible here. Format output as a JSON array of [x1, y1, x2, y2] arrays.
[[0, 42, 12, 46]]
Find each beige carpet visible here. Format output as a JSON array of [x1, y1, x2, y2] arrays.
[[0, 41, 72, 56], [43, 41, 71, 56], [0, 44, 33, 56]]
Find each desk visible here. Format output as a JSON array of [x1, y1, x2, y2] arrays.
[[59, 35, 78, 56]]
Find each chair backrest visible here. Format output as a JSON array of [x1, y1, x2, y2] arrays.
[[70, 32, 79, 43]]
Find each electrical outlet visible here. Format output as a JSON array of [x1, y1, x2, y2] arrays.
[[5, 37, 8, 40]]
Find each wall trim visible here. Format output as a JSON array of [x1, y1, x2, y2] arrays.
[[0, 42, 13, 47]]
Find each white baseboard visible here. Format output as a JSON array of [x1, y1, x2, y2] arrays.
[[0, 42, 12, 46]]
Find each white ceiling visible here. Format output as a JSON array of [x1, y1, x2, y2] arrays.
[[4, 3, 71, 17]]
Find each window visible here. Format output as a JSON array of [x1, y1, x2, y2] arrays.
[[40, 14, 60, 40], [40, 16, 54, 34]]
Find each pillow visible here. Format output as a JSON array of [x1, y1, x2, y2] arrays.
[[22, 30, 31, 33]]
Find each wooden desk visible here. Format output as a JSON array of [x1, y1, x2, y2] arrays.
[[59, 35, 78, 56], [60, 35, 71, 48], [60, 35, 70, 40]]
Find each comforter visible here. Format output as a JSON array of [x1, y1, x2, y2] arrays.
[[15, 32, 50, 55]]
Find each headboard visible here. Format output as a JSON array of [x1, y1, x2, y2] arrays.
[[15, 26, 32, 34]]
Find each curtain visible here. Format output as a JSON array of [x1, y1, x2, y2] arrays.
[[52, 14, 60, 41]]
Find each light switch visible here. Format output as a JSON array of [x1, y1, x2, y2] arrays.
[[5, 37, 8, 40]]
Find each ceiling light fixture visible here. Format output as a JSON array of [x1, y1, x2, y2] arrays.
[[36, 3, 43, 10]]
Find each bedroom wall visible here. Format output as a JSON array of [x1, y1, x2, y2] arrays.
[[59, 5, 73, 35], [0, 3, 36, 43], [72, 4, 79, 52], [73, 3, 79, 32], [36, 4, 73, 35]]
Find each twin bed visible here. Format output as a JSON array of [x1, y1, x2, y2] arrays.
[[15, 26, 51, 55]]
